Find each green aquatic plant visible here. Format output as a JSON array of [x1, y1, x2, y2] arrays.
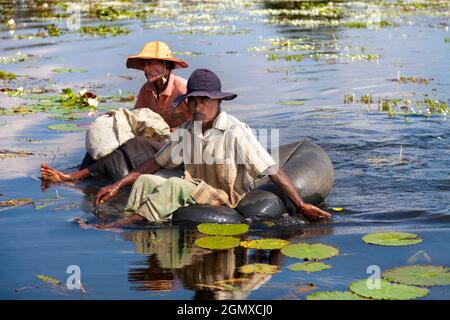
[[0, 52, 36, 64], [15, 24, 63, 39], [267, 53, 303, 62], [362, 232, 423, 246], [79, 24, 131, 37], [382, 265, 450, 286], [344, 93, 447, 118], [288, 262, 332, 273], [51, 68, 88, 74], [240, 238, 289, 250], [349, 279, 429, 300], [0, 106, 35, 116], [0, 70, 16, 81], [91, 4, 155, 21], [194, 236, 240, 250], [35, 274, 61, 286], [57, 88, 98, 108], [48, 114, 85, 121], [0, 198, 33, 207], [46, 23, 61, 36], [397, 74, 431, 84], [47, 123, 84, 132], [0, 149, 34, 159], [239, 263, 280, 275], [281, 243, 339, 261], [306, 291, 366, 300], [277, 100, 305, 106], [342, 20, 399, 28], [197, 223, 249, 236], [172, 25, 251, 36]]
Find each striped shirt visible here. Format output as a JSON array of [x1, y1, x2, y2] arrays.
[[154, 111, 277, 207]]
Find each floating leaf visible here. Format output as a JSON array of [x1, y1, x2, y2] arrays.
[[349, 279, 428, 300], [281, 243, 339, 260], [197, 223, 249, 236], [0, 198, 32, 207], [240, 238, 289, 250], [362, 232, 423, 246], [35, 274, 62, 286], [306, 291, 366, 300], [239, 263, 280, 275], [382, 265, 450, 287], [51, 68, 88, 74], [288, 262, 332, 273], [48, 123, 84, 132], [194, 236, 240, 250]]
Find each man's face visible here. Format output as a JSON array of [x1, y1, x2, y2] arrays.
[[188, 96, 220, 123], [143, 59, 165, 83]]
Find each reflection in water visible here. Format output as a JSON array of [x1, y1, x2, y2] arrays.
[[123, 226, 333, 300]]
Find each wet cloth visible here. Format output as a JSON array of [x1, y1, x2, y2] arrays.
[[86, 107, 170, 160], [134, 74, 192, 130], [154, 111, 278, 208], [124, 174, 197, 222], [80, 136, 158, 182]]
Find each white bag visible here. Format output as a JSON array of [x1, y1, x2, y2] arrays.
[[86, 108, 170, 160]]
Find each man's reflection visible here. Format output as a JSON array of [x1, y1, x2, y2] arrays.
[[123, 225, 333, 300]]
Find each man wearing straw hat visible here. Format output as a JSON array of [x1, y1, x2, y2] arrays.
[[93, 69, 331, 227], [41, 41, 192, 183]]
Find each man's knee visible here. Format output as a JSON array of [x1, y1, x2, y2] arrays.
[[163, 177, 195, 193], [135, 174, 166, 188]]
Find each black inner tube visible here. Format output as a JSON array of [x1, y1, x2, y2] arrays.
[[172, 139, 334, 225]]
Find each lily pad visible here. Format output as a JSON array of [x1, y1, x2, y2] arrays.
[[288, 262, 332, 273], [306, 291, 366, 300], [281, 243, 339, 261], [349, 279, 428, 300], [382, 265, 450, 287], [48, 123, 84, 132], [239, 263, 280, 275], [197, 223, 249, 236], [240, 238, 289, 250], [35, 274, 62, 286], [194, 236, 240, 250], [362, 232, 423, 246]]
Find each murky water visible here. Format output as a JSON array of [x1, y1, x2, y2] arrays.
[[0, 0, 449, 299]]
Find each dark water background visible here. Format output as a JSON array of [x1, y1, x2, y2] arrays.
[[0, 0, 449, 299]]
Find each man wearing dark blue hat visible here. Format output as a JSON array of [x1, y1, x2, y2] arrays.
[[93, 69, 330, 227]]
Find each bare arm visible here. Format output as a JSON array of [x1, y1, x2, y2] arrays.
[[269, 168, 331, 222], [94, 157, 161, 206]]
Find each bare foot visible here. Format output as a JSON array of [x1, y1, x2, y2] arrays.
[[73, 214, 146, 231], [41, 162, 73, 182]]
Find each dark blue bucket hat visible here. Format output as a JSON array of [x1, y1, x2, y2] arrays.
[[174, 69, 237, 106]]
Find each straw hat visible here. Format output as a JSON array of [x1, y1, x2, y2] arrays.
[[126, 41, 188, 71]]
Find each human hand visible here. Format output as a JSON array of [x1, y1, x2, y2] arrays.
[[298, 203, 331, 222], [94, 183, 121, 206]]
